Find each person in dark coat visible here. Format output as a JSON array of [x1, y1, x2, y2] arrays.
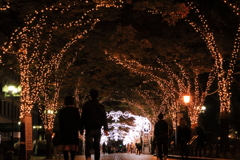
[[58, 96, 81, 160], [154, 113, 169, 160], [53, 111, 61, 160], [135, 142, 142, 155], [177, 118, 191, 160], [80, 89, 108, 160]]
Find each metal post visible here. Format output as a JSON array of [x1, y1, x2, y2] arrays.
[[175, 112, 178, 148], [11, 94, 14, 147]]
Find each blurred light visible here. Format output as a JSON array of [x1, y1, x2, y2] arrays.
[[183, 95, 190, 103]]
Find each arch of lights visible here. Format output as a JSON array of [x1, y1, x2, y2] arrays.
[[105, 0, 240, 125], [106, 51, 212, 126], [0, 0, 124, 129], [100, 111, 151, 145], [1, 0, 238, 130]]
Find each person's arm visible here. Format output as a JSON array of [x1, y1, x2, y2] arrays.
[[102, 105, 109, 135], [166, 121, 169, 136], [53, 111, 60, 133], [154, 123, 157, 137], [80, 104, 86, 135]]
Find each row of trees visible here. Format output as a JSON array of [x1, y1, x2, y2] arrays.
[[0, 0, 240, 151]]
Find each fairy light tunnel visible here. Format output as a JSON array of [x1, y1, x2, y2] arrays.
[[105, 0, 240, 126], [100, 110, 151, 145], [0, 0, 124, 130], [0, 0, 238, 136]]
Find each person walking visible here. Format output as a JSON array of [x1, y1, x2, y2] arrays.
[[53, 111, 61, 160], [177, 118, 191, 160], [135, 142, 142, 155], [58, 96, 82, 160], [154, 113, 169, 160], [80, 89, 109, 160]]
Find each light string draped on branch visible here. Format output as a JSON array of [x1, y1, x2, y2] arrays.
[[186, 0, 240, 112], [1, 0, 124, 120]]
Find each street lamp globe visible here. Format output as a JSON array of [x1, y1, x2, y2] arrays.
[[8, 86, 18, 93], [183, 95, 190, 104], [2, 84, 21, 97], [201, 106, 206, 113]]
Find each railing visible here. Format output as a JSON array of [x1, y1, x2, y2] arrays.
[[187, 135, 198, 146], [168, 136, 240, 159]]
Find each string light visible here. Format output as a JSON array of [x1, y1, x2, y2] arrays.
[[107, 52, 205, 125], [0, 3, 10, 11], [186, 1, 239, 113], [0, 0, 124, 126]]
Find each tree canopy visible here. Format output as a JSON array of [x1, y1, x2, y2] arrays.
[[1, 0, 240, 131]]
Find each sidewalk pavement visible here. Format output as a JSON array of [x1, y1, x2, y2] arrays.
[[29, 153, 232, 160]]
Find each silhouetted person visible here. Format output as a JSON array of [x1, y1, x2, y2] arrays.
[[135, 142, 142, 155], [177, 118, 191, 160], [154, 113, 168, 160], [102, 143, 106, 154], [193, 123, 205, 156], [53, 112, 61, 160], [81, 89, 108, 160], [58, 96, 81, 160]]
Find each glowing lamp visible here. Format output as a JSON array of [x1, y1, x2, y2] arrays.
[[201, 106, 206, 111], [2, 84, 21, 97], [183, 95, 190, 104]]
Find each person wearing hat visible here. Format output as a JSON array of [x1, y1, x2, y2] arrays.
[[154, 113, 169, 160]]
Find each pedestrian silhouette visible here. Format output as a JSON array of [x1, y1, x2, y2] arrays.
[[58, 96, 81, 160], [53, 111, 61, 160], [154, 113, 168, 160], [81, 89, 109, 160], [177, 118, 191, 160], [135, 142, 142, 155]]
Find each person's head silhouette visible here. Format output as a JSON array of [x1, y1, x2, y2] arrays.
[[158, 112, 164, 120], [64, 96, 74, 105], [90, 89, 98, 99]]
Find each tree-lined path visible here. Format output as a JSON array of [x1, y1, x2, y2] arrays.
[[31, 153, 230, 160]]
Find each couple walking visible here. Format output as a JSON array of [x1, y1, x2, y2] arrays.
[[154, 113, 191, 160], [53, 89, 108, 160]]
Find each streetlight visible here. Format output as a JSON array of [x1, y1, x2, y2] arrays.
[[2, 84, 21, 147], [183, 95, 191, 127], [183, 95, 190, 104], [201, 106, 206, 114]]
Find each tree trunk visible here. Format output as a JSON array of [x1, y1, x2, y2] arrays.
[[220, 111, 229, 157]]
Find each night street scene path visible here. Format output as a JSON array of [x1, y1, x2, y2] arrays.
[[30, 153, 232, 160]]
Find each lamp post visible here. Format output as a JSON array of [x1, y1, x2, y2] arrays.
[[183, 95, 190, 127], [2, 84, 21, 147]]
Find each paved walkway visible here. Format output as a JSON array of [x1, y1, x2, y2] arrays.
[[30, 153, 227, 160]]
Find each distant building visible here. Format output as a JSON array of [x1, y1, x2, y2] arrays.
[[0, 69, 41, 144]]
